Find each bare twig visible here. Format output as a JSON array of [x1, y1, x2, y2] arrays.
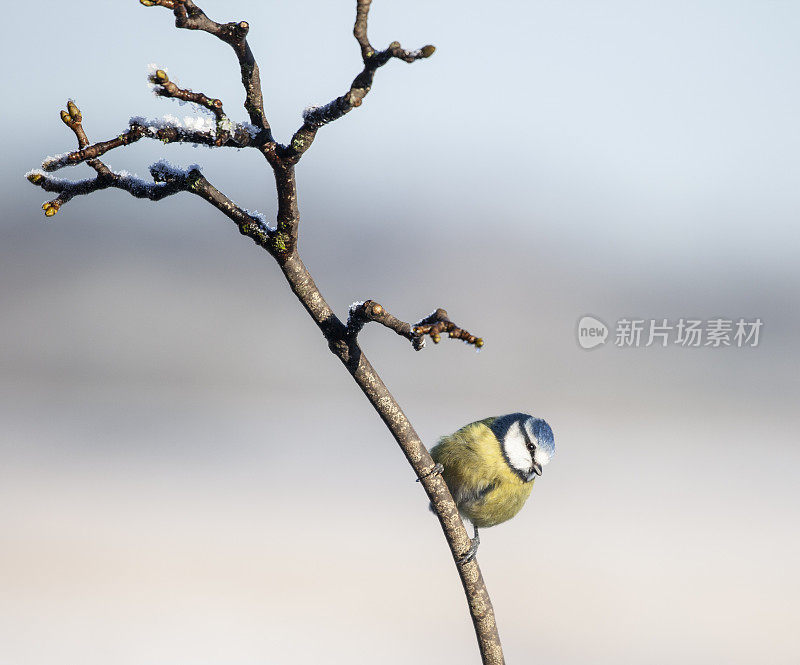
[[26, 3, 506, 663], [57, 100, 107, 175], [148, 68, 239, 146], [141, 0, 272, 136], [414, 308, 485, 347], [347, 300, 484, 350], [283, 0, 435, 162], [150, 69, 225, 120]]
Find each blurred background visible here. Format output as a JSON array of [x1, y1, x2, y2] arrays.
[[2, 1, 798, 663]]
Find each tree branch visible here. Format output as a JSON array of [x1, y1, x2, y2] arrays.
[[42, 115, 260, 173], [347, 300, 484, 350], [29, 161, 275, 250], [30, 101, 275, 251], [148, 68, 242, 146], [28, 163, 194, 216], [141, 0, 272, 136], [150, 68, 225, 121], [26, 3, 506, 663], [280, 251, 503, 665], [283, 0, 435, 162]]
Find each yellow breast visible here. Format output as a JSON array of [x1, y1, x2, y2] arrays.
[[430, 419, 534, 528]]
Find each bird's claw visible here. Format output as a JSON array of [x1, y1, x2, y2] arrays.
[[416, 462, 444, 482], [456, 528, 480, 565]]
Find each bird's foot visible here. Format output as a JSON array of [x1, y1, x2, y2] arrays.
[[416, 462, 444, 482], [456, 528, 480, 565]]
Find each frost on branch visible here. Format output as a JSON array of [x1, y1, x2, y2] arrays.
[[149, 159, 201, 182], [130, 114, 216, 135]]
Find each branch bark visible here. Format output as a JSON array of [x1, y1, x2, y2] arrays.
[[347, 300, 484, 351], [283, 0, 435, 163], [27, 2, 506, 663], [280, 251, 504, 665], [142, 0, 272, 134]]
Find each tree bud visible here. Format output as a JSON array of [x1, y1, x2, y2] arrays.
[[67, 100, 81, 121], [42, 201, 59, 217]]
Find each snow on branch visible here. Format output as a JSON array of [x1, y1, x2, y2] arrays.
[[28, 103, 204, 216], [41, 113, 261, 174], [140, 0, 273, 136], [28, 101, 276, 253]]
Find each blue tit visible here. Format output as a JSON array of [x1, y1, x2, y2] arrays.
[[429, 413, 555, 562]]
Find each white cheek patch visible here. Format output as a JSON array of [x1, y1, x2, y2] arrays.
[[533, 446, 553, 467], [503, 420, 533, 474]]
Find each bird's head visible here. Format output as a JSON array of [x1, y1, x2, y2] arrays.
[[491, 413, 555, 482]]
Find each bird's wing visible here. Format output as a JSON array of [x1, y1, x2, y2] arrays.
[[432, 419, 502, 509], [457, 481, 497, 509]]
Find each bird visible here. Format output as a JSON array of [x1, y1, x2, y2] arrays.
[[429, 412, 555, 563]]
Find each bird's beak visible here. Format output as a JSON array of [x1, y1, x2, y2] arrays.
[[532, 462, 542, 476]]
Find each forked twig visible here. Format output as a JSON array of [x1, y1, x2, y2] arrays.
[[348, 300, 484, 351]]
